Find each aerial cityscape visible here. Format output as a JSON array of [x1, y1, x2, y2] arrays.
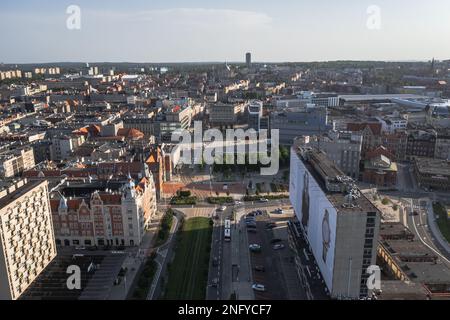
[[1, 1, 450, 310]]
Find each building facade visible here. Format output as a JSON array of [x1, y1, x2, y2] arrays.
[[271, 105, 330, 146], [294, 131, 363, 179], [0, 180, 57, 300], [289, 147, 381, 299], [247, 100, 263, 132], [414, 157, 450, 191], [209, 102, 243, 126], [50, 176, 157, 247], [406, 130, 437, 160], [0, 147, 35, 178]]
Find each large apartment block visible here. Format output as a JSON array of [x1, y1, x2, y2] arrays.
[[0, 147, 35, 178], [289, 146, 381, 299], [0, 180, 57, 300]]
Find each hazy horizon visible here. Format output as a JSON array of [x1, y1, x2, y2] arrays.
[[1, 0, 450, 64]]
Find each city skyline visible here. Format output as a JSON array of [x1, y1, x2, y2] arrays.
[[1, 0, 450, 63]]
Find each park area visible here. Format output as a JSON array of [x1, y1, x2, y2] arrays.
[[163, 217, 213, 300]]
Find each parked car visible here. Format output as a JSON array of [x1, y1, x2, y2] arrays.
[[259, 198, 269, 203], [273, 244, 285, 250], [256, 210, 263, 215], [247, 212, 255, 217], [211, 278, 219, 287], [217, 206, 227, 212], [75, 246, 86, 250], [254, 265, 265, 272], [265, 223, 276, 229], [270, 238, 282, 244], [247, 228, 257, 233], [249, 244, 261, 252], [252, 284, 266, 292], [213, 257, 219, 267], [274, 208, 284, 214]]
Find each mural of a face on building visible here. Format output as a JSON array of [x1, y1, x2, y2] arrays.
[[301, 171, 310, 232], [322, 209, 331, 264]]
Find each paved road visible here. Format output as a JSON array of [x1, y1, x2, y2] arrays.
[[405, 198, 450, 266], [207, 207, 225, 300]]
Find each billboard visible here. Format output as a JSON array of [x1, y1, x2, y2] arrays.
[[289, 151, 337, 292]]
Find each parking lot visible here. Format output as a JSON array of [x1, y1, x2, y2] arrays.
[[244, 206, 306, 300]]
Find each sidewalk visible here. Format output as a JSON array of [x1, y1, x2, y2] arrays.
[[147, 214, 180, 300], [107, 216, 160, 300]]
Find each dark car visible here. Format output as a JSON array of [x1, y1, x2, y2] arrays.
[[247, 229, 257, 233], [213, 258, 219, 267], [270, 238, 282, 244], [254, 265, 265, 272], [265, 223, 276, 229], [247, 224, 257, 229]]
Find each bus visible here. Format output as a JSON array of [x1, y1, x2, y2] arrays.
[[224, 219, 231, 229], [224, 228, 231, 242]]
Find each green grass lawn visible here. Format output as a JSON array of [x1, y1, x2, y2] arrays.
[[434, 203, 450, 243], [163, 217, 213, 300]]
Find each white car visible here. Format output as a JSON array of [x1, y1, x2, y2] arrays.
[[259, 198, 269, 203], [252, 284, 266, 292], [218, 206, 227, 212], [273, 244, 285, 250], [249, 244, 261, 251]]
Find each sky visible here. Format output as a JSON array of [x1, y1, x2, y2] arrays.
[[1, 0, 450, 63]]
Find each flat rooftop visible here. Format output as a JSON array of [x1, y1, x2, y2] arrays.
[[0, 180, 43, 211], [415, 157, 450, 176], [293, 146, 378, 213], [379, 222, 450, 296], [338, 94, 427, 102]]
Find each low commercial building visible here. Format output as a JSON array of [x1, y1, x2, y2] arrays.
[[0, 179, 57, 300], [377, 222, 450, 299], [414, 157, 450, 191]]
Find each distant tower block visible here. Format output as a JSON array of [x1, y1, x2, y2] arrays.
[[246, 52, 252, 68]]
